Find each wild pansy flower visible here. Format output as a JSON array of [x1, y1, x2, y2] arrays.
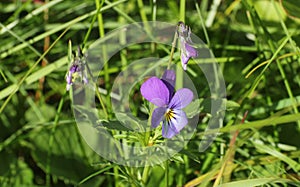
[[140, 70, 193, 138], [66, 47, 88, 91], [177, 21, 198, 71]]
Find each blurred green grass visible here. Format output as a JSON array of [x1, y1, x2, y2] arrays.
[[0, 0, 300, 186]]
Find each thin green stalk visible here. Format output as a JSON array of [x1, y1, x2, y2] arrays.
[[95, 84, 109, 119], [95, 0, 105, 37], [272, 0, 300, 54], [77, 165, 115, 186], [182, 146, 189, 184], [0, 22, 44, 60], [235, 36, 288, 127], [198, 112, 300, 135], [137, 0, 148, 22], [105, 0, 137, 24], [0, 27, 69, 114], [179, 0, 185, 22], [142, 165, 150, 185], [167, 29, 178, 69], [245, 10, 262, 59], [95, 0, 112, 118], [144, 103, 155, 148], [176, 0, 186, 89], [205, 0, 221, 27], [0, 0, 63, 35], [243, 0, 300, 128], [137, 0, 155, 53], [165, 158, 169, 187], [119, 27, 127, 113], [1, 0, 126, 59], [105, 0, 171, 55], [94, 2, 119, 184], [276, 58, 299, 121], [272, 0, 300, 129], [151, 0, 157, 21], [82, 1, 103, 48], [4, 69, 46, 122], [141, 103, 155, 185], [195, 2, 210, 47], [46, 92, 66, 186], [0, 69, 8, 82]]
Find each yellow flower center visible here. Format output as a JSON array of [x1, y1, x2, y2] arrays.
[[165, 108, 175, 122]]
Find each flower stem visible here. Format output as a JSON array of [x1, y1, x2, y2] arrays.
[[95, 0, 113, 119], [142, 165, 150, 184], [167, 27, 178, 69], [176, 0, 186, 89], [165, 159, 169, 187]]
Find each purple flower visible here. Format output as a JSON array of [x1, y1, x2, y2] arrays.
[[66, 46, 89, 91], [177, 22, 198, 71], [140, 70, 193, 138], [66, 60, 88, 91]]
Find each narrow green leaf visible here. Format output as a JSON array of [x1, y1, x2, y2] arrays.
[[0, 84, 18, 100], [218, 178, 292, 187], [254, 141, 300, 172], [26, 56, 67, 85]]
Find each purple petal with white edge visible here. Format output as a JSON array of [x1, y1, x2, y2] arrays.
[[185, 43, 198, 58], [66, 72, 72, 84], [83, 77, 89, 84], [182, 64, 187, 71], [162, 122, 177, 138], [151, 107, 166, 128], [168, 88, 193, 109], [168, 109, 188, 132], [140, 77, 170, 107], [161, 70, 176, 97], [162, 109, 188, 138], [181, 52, 189, 71]]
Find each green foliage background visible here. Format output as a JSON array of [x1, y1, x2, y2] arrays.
[[0, 0, 300, 186]]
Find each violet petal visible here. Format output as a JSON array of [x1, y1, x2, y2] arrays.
[[168, 88, 193, 109], [66, 72, 72, 84], [181, 52, 189, 70], [140, 77, 170, 107], [168, 109, 188, 133], [185, 43, 198, 58], [161, 70, 176, 98], [162, 122, 177, 138], [70, 64, 79, 73], [151, 107, 166, 128]]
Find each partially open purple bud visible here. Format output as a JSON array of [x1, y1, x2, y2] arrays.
[[66, 47, 89, 91], [177, 22, 198, 71]]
